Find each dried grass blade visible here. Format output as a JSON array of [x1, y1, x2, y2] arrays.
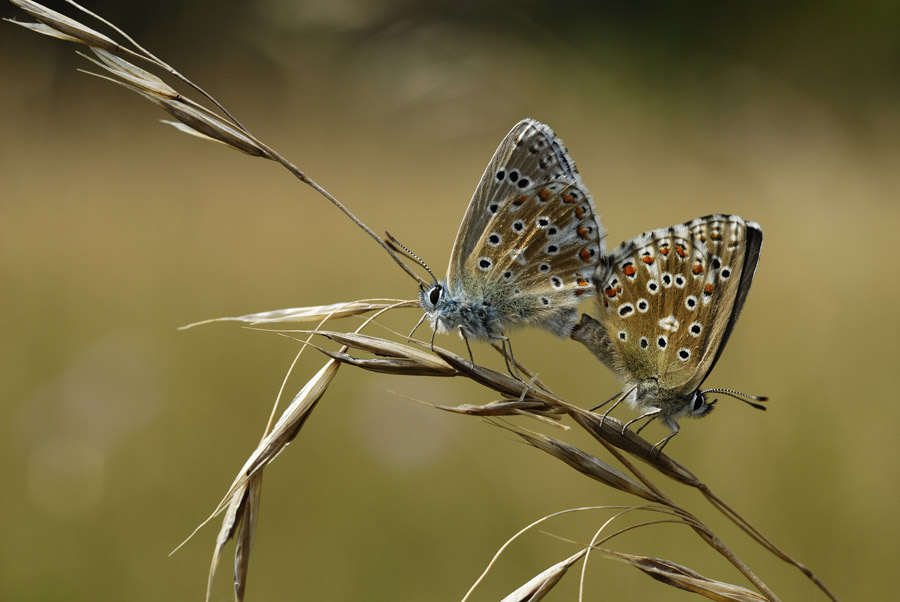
[[197, 361, 337, 599], [205, 359, 338, 523], [438, 399, 566, 419], [206, 474, 255, 602], [178, 300, 411, 329], [607, 551, 769, 601], [432, 347, 567, 405], [8, 0, 118, 50], [233, 474, 262, 602], [248, 359, 338, 473], [568, 408, 700, 485], [304, 330, 441, 362], [150, 95, 268, 157], [316, 347, 455, 377], [499, 550, 586, 602], [7, 20, 82, 43], [496, 422, 661, 502], [82, 48, 178, 97]]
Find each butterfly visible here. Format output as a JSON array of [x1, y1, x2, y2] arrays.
[[571, 214, 766, 451], [396, 119, 606, 357]]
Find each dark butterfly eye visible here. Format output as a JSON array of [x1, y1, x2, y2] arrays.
[[690, 392, 715, 418], [692, 394, 705, 412], [428, 285, 442, 306]]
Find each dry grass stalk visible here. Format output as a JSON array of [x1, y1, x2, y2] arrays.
[[6, 2, 842, 601], [178, 300, 416, 330], [492, 421, 661, 502], [6, 0, 426, 284], [499, 550, 586, 602], [606, 551, 769, 602]]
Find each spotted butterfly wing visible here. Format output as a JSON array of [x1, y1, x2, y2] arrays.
[[573, 214, 762, 444], [421, 119, 605, 341]]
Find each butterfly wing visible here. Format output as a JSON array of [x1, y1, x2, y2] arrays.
[[685, 215, 763, 382], [586, 214, 761, 394], [447, 119, 600, 278], [446, 119, 605, 336]]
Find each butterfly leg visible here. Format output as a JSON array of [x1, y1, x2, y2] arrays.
[[650, 424, 680, 456], [591, 392, 622, 412], [596, 385, 637, 429], [407, 313, 427, 339], [633, 412, 661, 436], [458, 326, 475, 366], [622, 409, 661, 436], [495, 334, 523, 381]]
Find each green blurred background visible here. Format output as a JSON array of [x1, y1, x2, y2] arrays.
[[3, 1, 898, 600]]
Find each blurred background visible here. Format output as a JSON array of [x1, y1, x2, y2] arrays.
[[2, 0, 898, 600]]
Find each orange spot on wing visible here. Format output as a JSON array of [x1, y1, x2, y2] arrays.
[[539, 188, 551, 200], [577, 277, 589, 287], [512, 195, 528, 206], [574, 206, 585, 219], [711, 231, 722, 240], [575, 289, 586, 297], [660, 247, 670, 255], [704, 283, 714, 295], [623, 264, 636, 276], [577, 226, 590, 239], [641, 256, 655, 265], [675, 245, 686, 258], [563, 193, 575, 203], [692, 264, 704, 274], [605, 288, 617, 298], [579, 248, 592, 262]]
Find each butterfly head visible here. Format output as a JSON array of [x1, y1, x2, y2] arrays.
[[687, 389, 716, 419], [420, 282, 443, 309], [419, 281, 448, 319]]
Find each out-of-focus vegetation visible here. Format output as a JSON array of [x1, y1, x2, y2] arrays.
[[2, 1, 898, 600]]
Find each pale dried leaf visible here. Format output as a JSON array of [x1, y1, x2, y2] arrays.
[[9, 0, 118, 49], [162, 120, 224, 145], [152, 96, 267, 157], [432, 347, 568, 406], [234, 474, 262, 602], [248, 359, 338, 473], [568, 409, 701, 485], [316, 347, 455, 377], [6, 19, 82, 43], [499, 423, 661, 502], [85, 48, 177, 98], [439, 399, 566, 419], [306, 330, 444, 363], [178, 301, 410, 330], [609, 552, 768, 601], [211, 360, 338, 521], [499, 551, 586, 602], [202, 362, 336, 600], [207, 478, 249, 602]]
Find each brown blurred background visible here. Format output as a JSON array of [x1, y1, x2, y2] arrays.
[[2, 1, 898, 600]]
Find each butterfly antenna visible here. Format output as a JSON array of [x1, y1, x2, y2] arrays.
[[703, 388, 769, 411], [384, 231, 436, 286]]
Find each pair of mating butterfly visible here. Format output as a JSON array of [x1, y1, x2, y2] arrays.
[[395, 119, 766, 452]]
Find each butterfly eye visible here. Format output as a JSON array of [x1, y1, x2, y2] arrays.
[[692, 394, 704, 412], [428, 285, 443, 306], [690, 392, 715, 418]]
